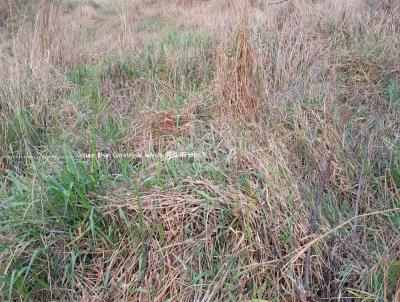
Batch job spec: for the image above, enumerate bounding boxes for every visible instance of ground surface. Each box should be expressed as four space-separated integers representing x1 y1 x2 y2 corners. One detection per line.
0 0 400 301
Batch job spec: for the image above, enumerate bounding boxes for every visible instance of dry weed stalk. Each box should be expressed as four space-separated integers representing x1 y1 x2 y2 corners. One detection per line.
177 0 210 7
216 3 262 121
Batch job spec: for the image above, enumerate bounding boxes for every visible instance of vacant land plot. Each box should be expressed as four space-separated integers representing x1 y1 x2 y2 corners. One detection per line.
0 0 399 301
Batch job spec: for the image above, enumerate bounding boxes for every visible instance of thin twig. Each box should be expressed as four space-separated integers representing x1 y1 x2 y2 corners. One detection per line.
268 0 290 6
351 160 365 242
303 153 333 292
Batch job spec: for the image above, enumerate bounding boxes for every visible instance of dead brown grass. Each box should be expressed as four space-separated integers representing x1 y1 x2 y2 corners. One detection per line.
150 110 192 137
215 5 262 121
66 179 310 301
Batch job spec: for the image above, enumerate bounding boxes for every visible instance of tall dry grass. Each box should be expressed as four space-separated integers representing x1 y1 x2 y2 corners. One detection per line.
215 5 263 121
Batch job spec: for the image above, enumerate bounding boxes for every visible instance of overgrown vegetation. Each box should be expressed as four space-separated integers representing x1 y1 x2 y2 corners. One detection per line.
1 0 399 301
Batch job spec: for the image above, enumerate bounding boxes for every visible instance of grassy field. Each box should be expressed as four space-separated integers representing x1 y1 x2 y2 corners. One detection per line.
0 0 399 301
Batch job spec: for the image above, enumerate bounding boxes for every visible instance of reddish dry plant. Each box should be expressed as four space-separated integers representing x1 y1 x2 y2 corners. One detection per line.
216 8 262 122
127 108 196 154
150 110 192 137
